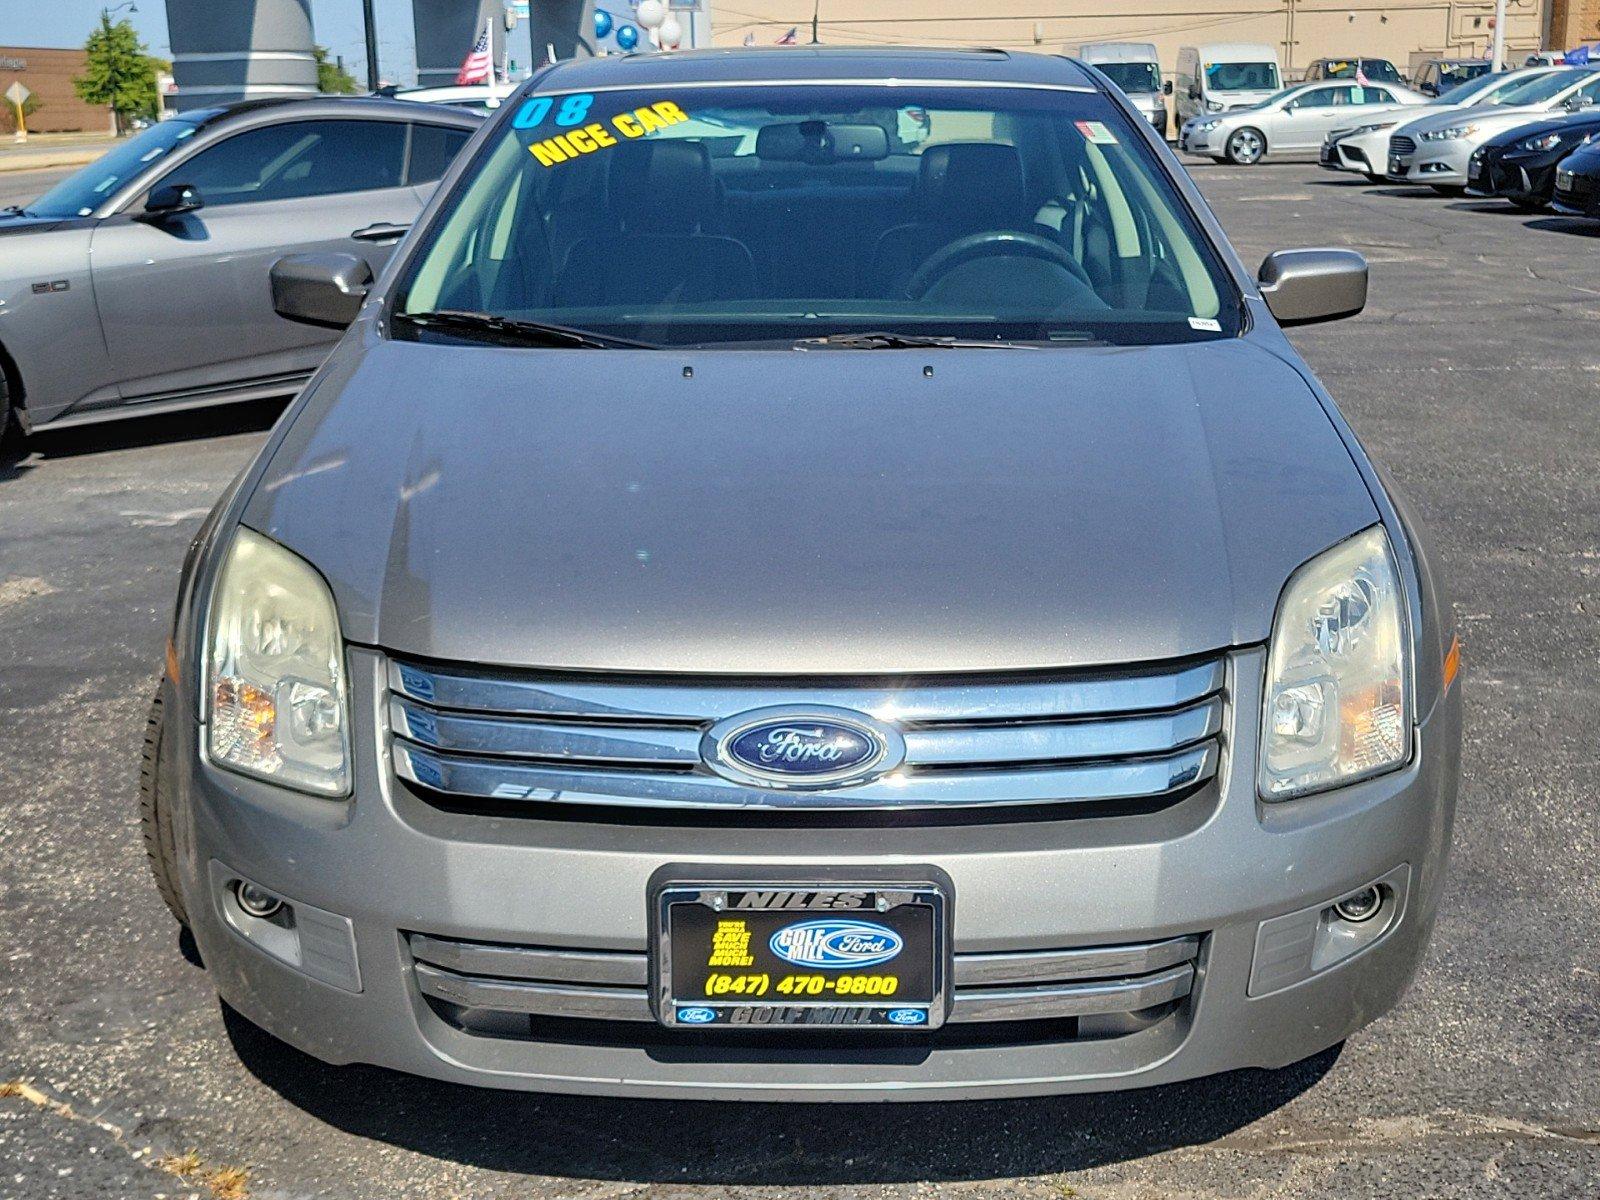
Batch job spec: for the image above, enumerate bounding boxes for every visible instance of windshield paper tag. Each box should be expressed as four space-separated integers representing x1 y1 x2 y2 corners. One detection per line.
525 99 690 168
1188 317 1222 332
1075 120 1118 145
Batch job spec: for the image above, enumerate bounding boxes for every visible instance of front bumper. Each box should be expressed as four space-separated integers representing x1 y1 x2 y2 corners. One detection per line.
1469 151 1560 202
1179 125 1222 154
1553 166 1600 216
169 646 1460 1101
1387 138 1471 185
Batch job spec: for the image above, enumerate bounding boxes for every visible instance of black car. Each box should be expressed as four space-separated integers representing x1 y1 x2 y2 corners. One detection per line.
1466 111 1600 208
1552 137 1600 216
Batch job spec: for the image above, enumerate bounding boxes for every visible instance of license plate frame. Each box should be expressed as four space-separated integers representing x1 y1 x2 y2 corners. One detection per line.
652 880 950 1030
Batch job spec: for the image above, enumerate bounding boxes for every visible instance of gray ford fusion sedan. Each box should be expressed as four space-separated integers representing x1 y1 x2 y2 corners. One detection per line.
143 47 1462 1101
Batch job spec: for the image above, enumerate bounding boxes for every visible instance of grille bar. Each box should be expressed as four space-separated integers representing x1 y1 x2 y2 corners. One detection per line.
392 694 1222 772
389 658 1224 726
408 933 1200 1027
393 740 1214 810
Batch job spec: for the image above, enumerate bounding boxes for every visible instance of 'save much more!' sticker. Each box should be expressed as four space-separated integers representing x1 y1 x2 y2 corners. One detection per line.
517 93 691 167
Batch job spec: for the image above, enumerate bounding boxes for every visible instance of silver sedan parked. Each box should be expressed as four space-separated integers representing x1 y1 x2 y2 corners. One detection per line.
0 97 479 445
1180 79 1425 164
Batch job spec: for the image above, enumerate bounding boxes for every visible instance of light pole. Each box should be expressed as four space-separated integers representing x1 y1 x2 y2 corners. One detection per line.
1489 0 1507 71
362 0 380 91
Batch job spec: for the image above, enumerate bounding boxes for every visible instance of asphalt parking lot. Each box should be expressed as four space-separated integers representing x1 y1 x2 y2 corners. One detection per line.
2 156 1598 1200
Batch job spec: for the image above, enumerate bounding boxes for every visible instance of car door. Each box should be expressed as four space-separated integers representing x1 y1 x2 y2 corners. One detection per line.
1277 86 1352 149
86 117 421 406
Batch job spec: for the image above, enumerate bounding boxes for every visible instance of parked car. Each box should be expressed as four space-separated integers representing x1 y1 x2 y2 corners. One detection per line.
1413 58 1491 96
0 98 479 444
1551 135 1600 216
1072 41 1170 135
1175 43 1281 123
1465 110 1600 207
1320 67 1564 180
1525 52 1567 67
1305 57 1406 85
1387 67 1600 191
1180 79 1425 164
140 46 1461 1101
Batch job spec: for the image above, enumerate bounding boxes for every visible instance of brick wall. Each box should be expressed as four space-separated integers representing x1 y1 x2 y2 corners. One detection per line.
0 46 113 134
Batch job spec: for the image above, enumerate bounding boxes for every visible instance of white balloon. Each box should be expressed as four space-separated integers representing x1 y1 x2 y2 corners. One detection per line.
635 0 665 30
658 14 682 46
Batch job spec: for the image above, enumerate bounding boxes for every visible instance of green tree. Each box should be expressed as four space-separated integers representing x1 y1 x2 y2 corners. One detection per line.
73 13 159 134
314 45 359 95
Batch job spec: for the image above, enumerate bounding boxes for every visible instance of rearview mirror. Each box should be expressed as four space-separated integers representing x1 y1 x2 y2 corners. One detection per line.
1257 248 1368 325
141 182 202 219
270 252 374 328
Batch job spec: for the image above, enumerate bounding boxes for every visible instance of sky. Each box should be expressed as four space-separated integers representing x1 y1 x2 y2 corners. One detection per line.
0 0 422 85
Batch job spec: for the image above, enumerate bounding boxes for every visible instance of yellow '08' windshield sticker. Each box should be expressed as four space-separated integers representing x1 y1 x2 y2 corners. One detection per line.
521 97 691 168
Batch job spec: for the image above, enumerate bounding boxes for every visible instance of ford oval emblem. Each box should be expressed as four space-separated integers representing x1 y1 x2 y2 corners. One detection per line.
769 918 904 969
886 1008 928 1026
702 706 904 790
676 1006 717 1024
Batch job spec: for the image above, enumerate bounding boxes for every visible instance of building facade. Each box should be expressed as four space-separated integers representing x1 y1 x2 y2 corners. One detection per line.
0 46 111 134
710 0 1558 80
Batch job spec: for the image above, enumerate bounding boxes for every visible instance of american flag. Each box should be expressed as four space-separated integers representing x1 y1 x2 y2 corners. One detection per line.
775 26 798 45
455 21 492 85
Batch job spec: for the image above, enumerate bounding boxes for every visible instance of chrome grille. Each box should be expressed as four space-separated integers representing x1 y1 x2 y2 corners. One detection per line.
408 931 1200 1027
389 656 1225 812
1389 134 1417 157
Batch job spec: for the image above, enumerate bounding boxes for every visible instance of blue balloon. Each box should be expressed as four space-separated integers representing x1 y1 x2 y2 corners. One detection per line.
615 23 638 50
595 8 613 39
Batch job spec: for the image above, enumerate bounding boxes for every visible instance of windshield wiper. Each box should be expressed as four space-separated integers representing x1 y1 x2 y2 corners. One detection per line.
393 310 659 350
796 331 1037 350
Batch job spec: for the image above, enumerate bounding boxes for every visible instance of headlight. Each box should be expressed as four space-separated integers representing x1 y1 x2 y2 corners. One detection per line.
1519 131 1566 152
1197 118 1223 131
205 528 350 796
1260 527 1410 800
1422 124 1476 141
1205 99 1223 112
1350 121 1396 136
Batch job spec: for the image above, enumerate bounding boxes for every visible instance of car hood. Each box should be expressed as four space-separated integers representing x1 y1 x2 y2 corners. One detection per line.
1404 102 1549 136
244 336 1379 674
1493 111 1600 148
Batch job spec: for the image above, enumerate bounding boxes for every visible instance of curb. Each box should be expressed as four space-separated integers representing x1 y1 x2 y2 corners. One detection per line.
0 149 106 174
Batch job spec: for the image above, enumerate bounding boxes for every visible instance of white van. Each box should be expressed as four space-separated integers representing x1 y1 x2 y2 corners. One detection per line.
1175 43 1282 124
1072 42 1170 135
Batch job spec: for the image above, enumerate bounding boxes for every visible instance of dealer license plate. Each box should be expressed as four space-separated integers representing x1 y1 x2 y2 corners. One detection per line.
653 882 948 1029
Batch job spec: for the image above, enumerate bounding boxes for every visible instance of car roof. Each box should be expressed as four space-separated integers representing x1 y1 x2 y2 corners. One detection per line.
180 95 482 129
527 46 1098 92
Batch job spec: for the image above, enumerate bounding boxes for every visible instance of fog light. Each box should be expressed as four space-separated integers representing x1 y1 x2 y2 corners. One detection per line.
234 880 284 919
1333 885 1383 922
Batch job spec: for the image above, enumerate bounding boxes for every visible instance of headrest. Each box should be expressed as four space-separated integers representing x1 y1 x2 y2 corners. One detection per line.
917 143 1027 228
608 141 716 234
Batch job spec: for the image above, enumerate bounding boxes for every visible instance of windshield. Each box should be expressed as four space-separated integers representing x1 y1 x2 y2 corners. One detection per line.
27 119 200 217
396 83 1237 348
1496 68 1596 106
1321 59 1403 83
1098 62 1162 95
1204 61 1280 93
1437 62 1492 90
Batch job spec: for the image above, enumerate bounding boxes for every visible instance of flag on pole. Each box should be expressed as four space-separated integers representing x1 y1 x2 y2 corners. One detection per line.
456 19 493 85
1355 66 1370 86
1567 45 1592 66
775 27 798 45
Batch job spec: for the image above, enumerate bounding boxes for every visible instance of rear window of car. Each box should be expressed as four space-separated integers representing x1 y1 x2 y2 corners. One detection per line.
395 82 1241 349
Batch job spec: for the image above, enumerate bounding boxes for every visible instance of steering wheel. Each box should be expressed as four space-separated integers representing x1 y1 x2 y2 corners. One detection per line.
905 230 1096 300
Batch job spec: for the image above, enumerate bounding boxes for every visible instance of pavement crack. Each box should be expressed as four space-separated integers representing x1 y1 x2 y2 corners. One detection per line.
1 1078 254 1198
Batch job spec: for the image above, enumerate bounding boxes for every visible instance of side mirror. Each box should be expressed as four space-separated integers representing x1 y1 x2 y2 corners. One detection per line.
1258 248 1368 326
141 182 203 219
1188 86 1201 100
1164 80 1174 96
270 252 374 328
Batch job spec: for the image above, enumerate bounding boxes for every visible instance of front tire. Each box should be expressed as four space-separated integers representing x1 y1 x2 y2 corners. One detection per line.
1508 195 1546 212
139 689 190 928
1364 172 1386 184
1225 127 1266 165
1430 184 1465 196
0 372 22 463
